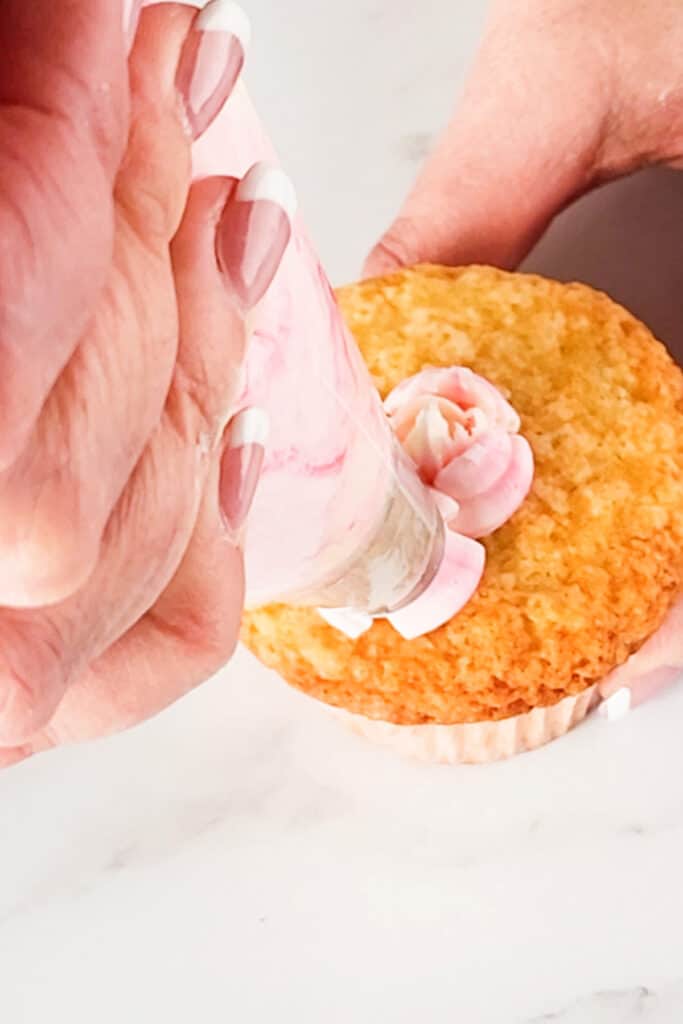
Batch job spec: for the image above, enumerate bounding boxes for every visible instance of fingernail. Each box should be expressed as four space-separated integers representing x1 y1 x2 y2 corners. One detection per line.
598 686 632 722
219 407 269 541
216 162 297 310
123 0 143 53
176 0 250 141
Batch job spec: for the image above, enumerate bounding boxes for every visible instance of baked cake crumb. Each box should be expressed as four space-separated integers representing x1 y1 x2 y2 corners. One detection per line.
243 266 683 725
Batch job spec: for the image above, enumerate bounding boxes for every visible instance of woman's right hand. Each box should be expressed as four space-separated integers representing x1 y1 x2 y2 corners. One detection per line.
599 599 683 719
0 0 292 766
366 0 683 275
366 0 683 715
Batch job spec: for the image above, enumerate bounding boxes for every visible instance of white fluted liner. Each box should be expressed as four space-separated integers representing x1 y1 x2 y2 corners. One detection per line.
335 686 599 764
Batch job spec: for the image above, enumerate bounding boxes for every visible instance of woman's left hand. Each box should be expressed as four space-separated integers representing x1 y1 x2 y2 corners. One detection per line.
0 2 290 768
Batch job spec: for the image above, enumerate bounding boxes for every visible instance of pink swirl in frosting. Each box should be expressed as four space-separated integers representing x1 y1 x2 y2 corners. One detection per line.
385 367 534 539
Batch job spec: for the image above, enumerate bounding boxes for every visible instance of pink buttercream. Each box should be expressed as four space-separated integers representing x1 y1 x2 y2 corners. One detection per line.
318 531 485 641
319 368 534 640
386 367 534 539
195 87 419 606
385 531 486 640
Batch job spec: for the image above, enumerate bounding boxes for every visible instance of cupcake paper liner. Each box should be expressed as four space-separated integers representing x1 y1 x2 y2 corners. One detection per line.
335 686 599 765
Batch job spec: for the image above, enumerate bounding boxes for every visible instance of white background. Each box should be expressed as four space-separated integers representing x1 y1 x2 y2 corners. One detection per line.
2 2 683 1022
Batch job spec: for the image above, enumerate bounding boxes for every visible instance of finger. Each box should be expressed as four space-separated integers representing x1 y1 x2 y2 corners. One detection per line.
164 160 293 463
0 0 130 464
168 160 295 440
174 0 250 143
598 668 681 722
121 0 248 237
0 165 293 745
0 2 243 608
0 420 206 746
0 412 263 763
0 177 243 744
2 404 268 758
598 598 683 718
364 4 612 276
28 438 251 751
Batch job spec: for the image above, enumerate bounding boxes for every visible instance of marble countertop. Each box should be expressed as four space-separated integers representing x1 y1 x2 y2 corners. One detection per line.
3 2 683 1021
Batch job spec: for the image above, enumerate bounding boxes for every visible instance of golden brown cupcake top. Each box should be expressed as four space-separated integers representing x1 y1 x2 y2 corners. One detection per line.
243 265 683 725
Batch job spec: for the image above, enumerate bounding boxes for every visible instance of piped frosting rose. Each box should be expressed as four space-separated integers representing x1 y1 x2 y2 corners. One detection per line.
319 366 534 641
385 367 534 539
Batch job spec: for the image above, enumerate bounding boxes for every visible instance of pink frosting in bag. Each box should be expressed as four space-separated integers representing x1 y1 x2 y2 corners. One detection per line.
194 88 426 607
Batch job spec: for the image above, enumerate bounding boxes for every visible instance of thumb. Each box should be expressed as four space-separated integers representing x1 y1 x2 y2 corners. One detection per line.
365 7 610 276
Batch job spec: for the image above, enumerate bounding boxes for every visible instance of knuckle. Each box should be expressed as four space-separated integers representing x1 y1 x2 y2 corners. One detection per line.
195 613 240 669
0 615 68 744
165 360 236 453
174 176 233 249
163 601 240 669
171 364 217 438
150 559 243 675
118 116 189 242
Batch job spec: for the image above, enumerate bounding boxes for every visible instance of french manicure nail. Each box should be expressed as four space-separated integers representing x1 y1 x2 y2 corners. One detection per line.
176 0 250 141
220 407 269 541
216 162 297 310
598 686 632 722
123 0 143 53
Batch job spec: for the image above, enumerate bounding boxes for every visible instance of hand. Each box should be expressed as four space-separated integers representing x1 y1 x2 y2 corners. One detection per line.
0 1 291 767
366 0 683 713
598 599 683 718
366 0 683 275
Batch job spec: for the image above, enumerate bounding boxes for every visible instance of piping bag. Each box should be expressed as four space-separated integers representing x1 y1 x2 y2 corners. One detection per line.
194 84 449 626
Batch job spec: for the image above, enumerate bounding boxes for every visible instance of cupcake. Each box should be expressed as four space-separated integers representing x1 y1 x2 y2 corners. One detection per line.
242 265 683 763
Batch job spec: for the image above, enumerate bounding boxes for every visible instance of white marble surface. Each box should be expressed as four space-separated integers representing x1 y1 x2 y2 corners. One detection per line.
2 2 683 1021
